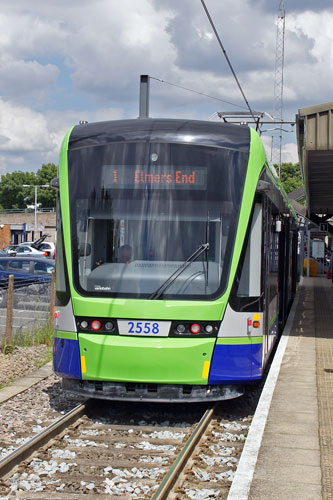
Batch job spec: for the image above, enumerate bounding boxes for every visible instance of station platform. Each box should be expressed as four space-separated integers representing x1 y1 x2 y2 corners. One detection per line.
228 276 333 500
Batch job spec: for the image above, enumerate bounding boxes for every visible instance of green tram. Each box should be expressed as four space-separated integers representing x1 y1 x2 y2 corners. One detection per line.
53 118 298 402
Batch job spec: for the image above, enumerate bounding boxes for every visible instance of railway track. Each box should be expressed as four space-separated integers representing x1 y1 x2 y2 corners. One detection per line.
0 398 251 499
0 372 85 464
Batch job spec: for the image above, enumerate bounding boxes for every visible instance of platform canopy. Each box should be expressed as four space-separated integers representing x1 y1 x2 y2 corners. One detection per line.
296 102 333 218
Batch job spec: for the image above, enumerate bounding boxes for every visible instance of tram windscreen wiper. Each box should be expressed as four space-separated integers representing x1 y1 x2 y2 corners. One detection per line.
149 243 209 300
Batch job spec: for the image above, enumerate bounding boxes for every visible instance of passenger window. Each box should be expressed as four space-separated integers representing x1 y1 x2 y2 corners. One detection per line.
18 246 30 253
56 191 70 306
8 261 21 270
8 260 30 272
34 262 52 275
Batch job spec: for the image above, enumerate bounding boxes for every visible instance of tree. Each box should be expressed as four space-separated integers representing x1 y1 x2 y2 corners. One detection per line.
0 171 35 209
0 164 57 210
34 163 57 208
279 162 303 195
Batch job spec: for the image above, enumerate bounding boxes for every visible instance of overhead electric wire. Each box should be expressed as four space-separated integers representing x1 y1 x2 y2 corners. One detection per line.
149 76 248 110
200 0 257 123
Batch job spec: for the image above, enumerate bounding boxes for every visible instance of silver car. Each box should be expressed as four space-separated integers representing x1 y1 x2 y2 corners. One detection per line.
5 244 47 257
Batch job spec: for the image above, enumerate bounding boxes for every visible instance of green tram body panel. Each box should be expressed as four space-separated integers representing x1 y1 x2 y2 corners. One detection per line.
53 119 297 400
72 296 226 321
79 334 215 385
61 127 268 323
61 126 267 324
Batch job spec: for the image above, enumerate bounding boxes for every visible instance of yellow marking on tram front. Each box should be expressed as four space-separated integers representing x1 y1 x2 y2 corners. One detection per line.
81 355 86 374
202 360 210 379
253 314 260 321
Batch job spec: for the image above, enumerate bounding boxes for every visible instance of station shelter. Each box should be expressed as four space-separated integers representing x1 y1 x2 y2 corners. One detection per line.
296 102 333 274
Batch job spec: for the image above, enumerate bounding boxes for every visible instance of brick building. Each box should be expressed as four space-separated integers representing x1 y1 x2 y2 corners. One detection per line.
0 211 56 249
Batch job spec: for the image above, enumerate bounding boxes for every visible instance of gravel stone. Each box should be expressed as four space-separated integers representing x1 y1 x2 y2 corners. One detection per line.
0 373 84 460
0 345 50 387
0 347 262 498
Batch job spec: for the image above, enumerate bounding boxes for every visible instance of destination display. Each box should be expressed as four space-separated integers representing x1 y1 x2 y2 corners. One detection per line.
102 165 207 190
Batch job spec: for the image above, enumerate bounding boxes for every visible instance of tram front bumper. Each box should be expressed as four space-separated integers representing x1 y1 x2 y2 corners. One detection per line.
77 333 215 385
62 378 244 402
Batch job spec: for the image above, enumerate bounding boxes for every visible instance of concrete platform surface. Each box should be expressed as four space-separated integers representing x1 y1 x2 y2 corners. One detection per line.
229 276 333 500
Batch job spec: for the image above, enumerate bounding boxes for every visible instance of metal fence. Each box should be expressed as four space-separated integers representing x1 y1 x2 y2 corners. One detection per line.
0 207 55 214
0 272 55 346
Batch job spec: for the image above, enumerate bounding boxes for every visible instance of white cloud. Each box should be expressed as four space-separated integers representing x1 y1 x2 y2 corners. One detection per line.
0 55 58 100
260 132 299 168
65 1 175 101
45 107 125 153
0 0 330 173
0 100 126 173
0 154 24 175
164 0 277 75
284 9 333 104
282 142 299 164
0 12 68 59
0 100 55 152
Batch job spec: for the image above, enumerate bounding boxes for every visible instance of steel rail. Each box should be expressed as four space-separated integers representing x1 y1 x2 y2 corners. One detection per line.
0 400 89 480
151 405 215 500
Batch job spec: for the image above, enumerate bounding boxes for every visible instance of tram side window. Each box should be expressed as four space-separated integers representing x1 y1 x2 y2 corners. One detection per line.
55 193 70 306
268 219 279 319
287 229 293 294
237 203 262 298
229 202 263 312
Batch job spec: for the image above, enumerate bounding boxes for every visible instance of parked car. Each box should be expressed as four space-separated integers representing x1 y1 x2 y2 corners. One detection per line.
0 256 55 307
15 244 48 257
37 241 56 259
17 234 56 258
4 245 19 256
4 244 48 257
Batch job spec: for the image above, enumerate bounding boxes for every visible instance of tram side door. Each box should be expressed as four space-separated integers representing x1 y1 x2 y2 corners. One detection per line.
262 195 271 361
262 196 280 362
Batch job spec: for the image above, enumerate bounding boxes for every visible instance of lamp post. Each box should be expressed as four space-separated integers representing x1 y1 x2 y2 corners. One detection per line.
23 184 49 238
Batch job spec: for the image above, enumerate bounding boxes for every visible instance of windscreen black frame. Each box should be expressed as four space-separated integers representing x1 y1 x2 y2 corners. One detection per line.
68 140 249 301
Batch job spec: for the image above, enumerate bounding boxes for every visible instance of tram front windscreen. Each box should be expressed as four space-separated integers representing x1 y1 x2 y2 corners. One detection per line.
68 141 248 300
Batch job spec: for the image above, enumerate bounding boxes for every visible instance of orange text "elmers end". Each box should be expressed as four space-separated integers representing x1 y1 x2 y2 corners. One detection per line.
134 170 197 185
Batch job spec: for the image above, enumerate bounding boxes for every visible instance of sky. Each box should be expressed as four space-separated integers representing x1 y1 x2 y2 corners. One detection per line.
0 0 332 174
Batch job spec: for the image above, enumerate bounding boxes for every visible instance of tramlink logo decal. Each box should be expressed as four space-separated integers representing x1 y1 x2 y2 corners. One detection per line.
102 165 207 190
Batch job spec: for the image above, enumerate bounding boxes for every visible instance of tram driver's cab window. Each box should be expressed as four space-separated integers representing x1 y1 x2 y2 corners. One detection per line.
237 203 262 297
230 203 263 312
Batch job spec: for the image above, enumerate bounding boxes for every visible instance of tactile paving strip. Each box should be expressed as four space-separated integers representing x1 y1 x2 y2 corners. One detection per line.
313 277 333 500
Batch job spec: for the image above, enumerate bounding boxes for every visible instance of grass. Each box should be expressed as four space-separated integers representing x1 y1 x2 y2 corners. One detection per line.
2 344 14 355
11 324 53 348
0 376 15 390
0 325 53 389
33 349 53 367
1 324 53 366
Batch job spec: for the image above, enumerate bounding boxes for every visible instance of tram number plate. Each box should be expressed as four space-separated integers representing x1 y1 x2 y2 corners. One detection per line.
118 320 171 337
